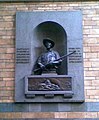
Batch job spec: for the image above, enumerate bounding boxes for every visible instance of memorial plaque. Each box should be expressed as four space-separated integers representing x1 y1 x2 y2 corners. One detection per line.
15 11 84 103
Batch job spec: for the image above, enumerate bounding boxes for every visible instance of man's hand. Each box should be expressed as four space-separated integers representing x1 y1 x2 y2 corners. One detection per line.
38 63 45 69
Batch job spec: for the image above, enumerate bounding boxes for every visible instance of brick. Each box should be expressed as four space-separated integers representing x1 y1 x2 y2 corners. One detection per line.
0 39 14 45
0 10 15 16
84 21 97 26
85 112 98 118
17 7 28 10
67 112 85 118
84 71 99 77
0 81 5 87
85 86 95 90
6 81 14 87
87 90 99 96
3 16 14 22
0 48 6 53
5 63 15 69
84 61 91 67
0 112 22 119
0 39 7 45
92 80 99 86
96 77 99 80
3 78 14 81
34 112 55 118
90 96 97 99
0 22 13 28
6 47 15 53
5 54 14 60
22 112 55 118
88 34 99 38
0 71 14 78
0 30 6 35
11 112 22 118
22 112 35 118
90 29 99 34
2 68 14 72
0 91 13 97
89 68 99 70
85 53 98 58
85 99 97 102
91 62 99 67
6 86 14 90
0 113 6 118
0 63 5 68
55 112 67 118
83 46 91 52
84 80 92 86
91 46 99 52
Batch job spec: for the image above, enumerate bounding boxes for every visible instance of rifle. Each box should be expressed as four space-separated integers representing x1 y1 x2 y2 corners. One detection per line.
33 51 76 72
54 50 76 62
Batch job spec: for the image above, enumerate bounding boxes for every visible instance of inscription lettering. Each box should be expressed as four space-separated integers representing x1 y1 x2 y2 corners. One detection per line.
69 48 82 63
16 48 30 64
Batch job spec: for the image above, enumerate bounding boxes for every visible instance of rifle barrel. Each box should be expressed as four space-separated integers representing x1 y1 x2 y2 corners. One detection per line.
54 51 76 61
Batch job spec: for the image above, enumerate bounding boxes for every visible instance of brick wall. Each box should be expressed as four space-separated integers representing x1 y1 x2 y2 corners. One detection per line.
0 1 99 119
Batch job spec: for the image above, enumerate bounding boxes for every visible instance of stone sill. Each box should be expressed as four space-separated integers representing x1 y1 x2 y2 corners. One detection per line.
0 102 99 112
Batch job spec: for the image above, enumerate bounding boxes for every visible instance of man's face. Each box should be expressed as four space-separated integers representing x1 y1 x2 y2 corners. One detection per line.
45 42 52 49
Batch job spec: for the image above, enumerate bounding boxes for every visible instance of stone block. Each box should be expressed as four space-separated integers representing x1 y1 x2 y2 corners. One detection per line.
41 103 58 112
87 102 99 112
71 103 87 112
13 103 29 112
0 103 13 112
29 104 41 112
58 103 72 112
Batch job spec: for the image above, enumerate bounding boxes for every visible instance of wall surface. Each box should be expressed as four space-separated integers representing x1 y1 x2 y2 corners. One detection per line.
0 1 99 119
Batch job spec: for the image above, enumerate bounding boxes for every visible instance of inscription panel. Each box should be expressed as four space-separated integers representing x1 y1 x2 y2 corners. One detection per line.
16 48 30 64
69 48 82 63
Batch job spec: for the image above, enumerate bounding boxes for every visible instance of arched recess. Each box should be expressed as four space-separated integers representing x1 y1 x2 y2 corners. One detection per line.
33 21 67 75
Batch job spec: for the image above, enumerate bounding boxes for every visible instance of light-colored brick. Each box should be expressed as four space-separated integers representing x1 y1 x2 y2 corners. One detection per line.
55 112 67 118
67 112 85 118
87 90 99 96
85 112 98 118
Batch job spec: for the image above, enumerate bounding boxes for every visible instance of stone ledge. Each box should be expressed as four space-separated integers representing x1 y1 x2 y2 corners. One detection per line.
0 102 99 112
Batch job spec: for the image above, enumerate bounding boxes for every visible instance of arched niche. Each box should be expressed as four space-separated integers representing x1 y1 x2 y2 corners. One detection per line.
33 21 67 75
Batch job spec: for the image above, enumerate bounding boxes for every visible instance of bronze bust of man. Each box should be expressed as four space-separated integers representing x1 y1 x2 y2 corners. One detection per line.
33 38 61 75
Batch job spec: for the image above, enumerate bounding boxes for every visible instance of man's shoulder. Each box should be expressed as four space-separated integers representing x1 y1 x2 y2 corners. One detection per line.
52 50 59 54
